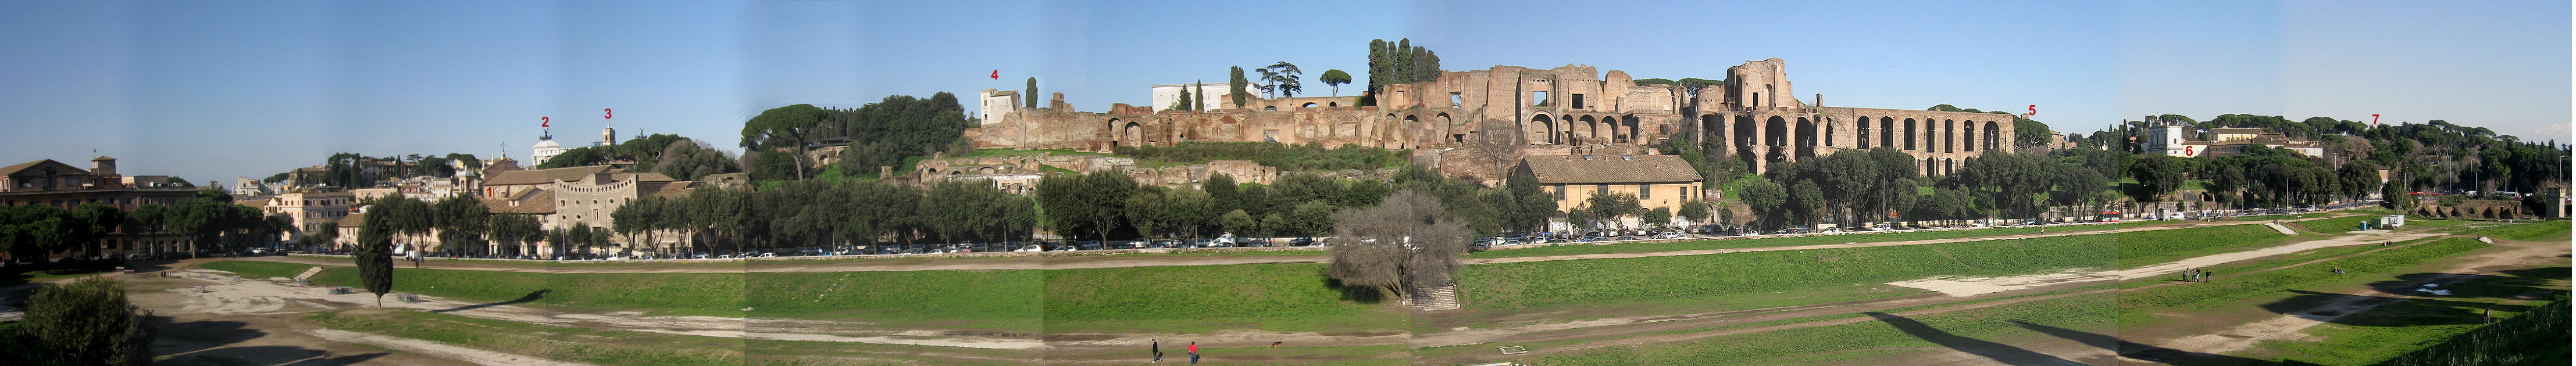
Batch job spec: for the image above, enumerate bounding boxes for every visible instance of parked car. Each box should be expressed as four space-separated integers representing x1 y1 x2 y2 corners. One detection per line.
1654 232 1687 239
1289 238 1317 247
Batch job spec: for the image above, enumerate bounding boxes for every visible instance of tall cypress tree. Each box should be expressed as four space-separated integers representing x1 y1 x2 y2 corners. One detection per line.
1023 77 1039 109
1229 67 1250 107
1195 81 1207 110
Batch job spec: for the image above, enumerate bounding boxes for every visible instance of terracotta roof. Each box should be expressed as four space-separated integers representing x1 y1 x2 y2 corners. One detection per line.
483 189 555 214
642 181 694 198
483 166 616 186
337 212 366 228
1 159 84 177
1518 155 1704 185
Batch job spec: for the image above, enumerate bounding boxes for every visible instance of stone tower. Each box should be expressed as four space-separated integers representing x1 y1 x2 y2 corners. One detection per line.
601 121 617 147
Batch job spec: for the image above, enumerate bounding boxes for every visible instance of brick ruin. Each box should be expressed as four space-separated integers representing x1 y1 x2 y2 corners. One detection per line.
962 58 2015 184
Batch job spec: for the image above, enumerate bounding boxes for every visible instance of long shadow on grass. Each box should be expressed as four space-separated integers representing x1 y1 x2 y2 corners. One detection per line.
172 345 390 366
146 315 267 357
2257 270 2569 326
1863 312 2084 365
2008 320 2258 365
430 289 550 313
1322 277 1385 304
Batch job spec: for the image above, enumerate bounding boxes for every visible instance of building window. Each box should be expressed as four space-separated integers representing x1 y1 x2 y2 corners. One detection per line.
1571 94 1586 109
1596 184 1607 196
1554 184 1567 201
1533 91 1549 106
1639 184 1650 199
1450 92 1462 107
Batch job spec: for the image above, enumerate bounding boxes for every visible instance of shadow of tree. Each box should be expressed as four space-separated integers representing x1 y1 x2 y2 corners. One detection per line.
431 289 549 313
2008 320 2260 365
1321 277 1383 304
1862 312 2085 365
2257 270 2570 326
147 315 267 357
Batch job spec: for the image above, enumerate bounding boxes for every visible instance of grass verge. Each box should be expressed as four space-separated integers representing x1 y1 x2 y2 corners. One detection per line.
1041 263 1404 333
1460 231 2120 313
304 267 747 317
200 260 319 279
1469 225 2115 259
308 309 1032 366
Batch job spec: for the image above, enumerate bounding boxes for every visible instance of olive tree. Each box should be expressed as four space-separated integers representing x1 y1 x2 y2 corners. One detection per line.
1327 190 1471 300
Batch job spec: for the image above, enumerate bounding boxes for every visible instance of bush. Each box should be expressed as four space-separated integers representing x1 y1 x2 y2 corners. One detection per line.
16 276 155 365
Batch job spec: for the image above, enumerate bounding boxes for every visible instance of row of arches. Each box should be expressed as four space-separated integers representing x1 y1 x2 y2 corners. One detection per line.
1526 114 1645 145
1851 116 2004 154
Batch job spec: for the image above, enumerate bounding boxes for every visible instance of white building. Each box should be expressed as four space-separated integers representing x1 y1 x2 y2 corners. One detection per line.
1148 81 1228 112
531 128 568 166
977 89 1022 124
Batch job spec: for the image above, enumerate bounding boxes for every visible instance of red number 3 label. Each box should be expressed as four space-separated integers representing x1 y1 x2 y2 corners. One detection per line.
604 109 613 119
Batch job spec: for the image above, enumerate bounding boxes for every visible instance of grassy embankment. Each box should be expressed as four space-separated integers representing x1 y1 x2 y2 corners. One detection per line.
2459 219 2571 241
308 309 1034 366
1468 225 2115 259
198 260 319 279
2110 224 2300 269
1456 230 2120 320
1444 232 2520 364
225 260 1398 335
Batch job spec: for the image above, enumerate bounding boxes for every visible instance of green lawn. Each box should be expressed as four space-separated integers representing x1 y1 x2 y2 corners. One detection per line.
301 266 748 317
199 260 319 279
1460 231 2120 313
2459 220 2571 241
2252 268 2567 365
1469 225 2115 259
746 270 1041 332
309 310 1033 366
2115 238 2490 322
1041 263 1406 333
1487 292 2120 365
2111 224 2298 269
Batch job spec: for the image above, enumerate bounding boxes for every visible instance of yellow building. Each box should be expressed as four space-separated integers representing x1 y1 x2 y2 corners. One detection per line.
1514 155 1706 227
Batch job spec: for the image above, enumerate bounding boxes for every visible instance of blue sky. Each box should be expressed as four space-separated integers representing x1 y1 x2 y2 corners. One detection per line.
2 1 2564 185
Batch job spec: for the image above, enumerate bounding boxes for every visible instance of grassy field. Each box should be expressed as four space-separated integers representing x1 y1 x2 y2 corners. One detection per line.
298 265 749 317
2249 267 2568 365
745 270 1041 332
309 309 1034 366
2459 220 2571 241
2111 224 2297 269
198 260 319 279
1459 231 2120 313
1041 263 1405 333
2116 238 2491 325
1479 292 2120 365
2288 215 2371 234
2374 295 2570 366
1468 225 2115 259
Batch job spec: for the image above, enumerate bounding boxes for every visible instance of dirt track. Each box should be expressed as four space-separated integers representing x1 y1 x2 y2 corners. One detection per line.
235 218 2299 274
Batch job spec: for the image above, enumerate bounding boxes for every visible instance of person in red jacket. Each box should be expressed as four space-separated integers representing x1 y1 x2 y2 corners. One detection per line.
1188 342 1200 364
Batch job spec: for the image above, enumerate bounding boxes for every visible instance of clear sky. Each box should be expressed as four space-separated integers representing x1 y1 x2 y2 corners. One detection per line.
2 1 2564 185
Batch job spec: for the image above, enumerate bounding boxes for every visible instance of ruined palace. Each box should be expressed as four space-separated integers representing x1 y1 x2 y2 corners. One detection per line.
961 58 2014 182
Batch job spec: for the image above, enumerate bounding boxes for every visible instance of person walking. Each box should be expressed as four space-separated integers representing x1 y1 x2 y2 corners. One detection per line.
1151 338 1162 363
1188 342 1200 364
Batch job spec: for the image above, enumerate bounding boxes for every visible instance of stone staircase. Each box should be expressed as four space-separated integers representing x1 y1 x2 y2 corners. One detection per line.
2263 221 2298 235
1405 277 1461 311
293 266 326 281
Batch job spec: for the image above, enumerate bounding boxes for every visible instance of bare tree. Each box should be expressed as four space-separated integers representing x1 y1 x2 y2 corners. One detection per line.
1328 190 1470 299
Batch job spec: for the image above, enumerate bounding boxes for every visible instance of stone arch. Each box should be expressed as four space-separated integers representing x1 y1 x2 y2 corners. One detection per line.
1765 116 1790 165
1824 120 1836 147
1857 115 1871 148
978 167 997 174
1702 114 1725 152
1733 116 1758 167
1880 117 1894 148
1963 123 1976 152
1942 119 1956 153
1566 116 1586 143
1530 114 1556 144
1302 102 1319 109
1794 117 1817 159
1904 118 1919 150
1263 106 1278 111
1985 120 2003 152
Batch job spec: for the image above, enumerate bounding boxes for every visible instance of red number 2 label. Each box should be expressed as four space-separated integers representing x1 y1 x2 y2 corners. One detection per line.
541 116 550 127
604 109 613 119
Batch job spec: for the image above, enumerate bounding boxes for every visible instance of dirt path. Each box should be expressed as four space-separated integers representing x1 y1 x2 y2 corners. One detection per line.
238 218 2327 274
306 328 596 366
1410 221 2455 364
2150 235 2568 355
